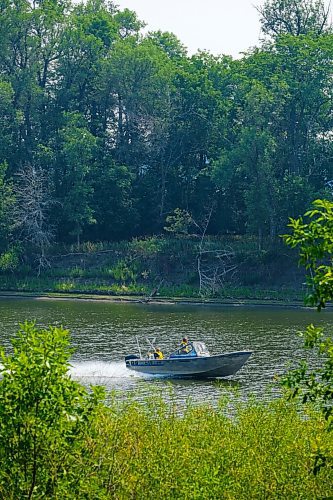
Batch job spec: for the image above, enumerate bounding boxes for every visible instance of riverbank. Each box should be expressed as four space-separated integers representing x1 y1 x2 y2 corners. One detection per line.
0 290 307 308
0 236 305 296
0 235 307 306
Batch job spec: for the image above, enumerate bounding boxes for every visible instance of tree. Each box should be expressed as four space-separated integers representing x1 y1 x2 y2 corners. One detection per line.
1 0 333 249
0 0 69 168
257 0 331 38
114 7 145 39
164 208 193 237
164 205 236 296
0 81 17 167
212 78 280 246
147 30 187 59
56 4 109 115
90 161 137 241
57 113 97 245
213 32 333 242
13 164 54 273
0 162 14 255
283 199 333 310
159 52 231 229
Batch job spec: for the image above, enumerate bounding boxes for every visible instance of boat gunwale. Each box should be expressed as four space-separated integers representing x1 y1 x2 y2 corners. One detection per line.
127 350 253 364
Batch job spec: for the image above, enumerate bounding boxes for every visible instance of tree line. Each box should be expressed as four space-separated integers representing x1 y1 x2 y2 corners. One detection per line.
0 0 333 269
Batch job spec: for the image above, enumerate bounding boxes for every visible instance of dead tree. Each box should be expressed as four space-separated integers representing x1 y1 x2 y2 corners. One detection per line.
192 204 237 297
197 247 237 297
13 164 54 275
165 202 239 297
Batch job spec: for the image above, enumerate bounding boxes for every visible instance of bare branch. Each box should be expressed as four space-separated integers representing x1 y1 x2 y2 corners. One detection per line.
13 164 55 274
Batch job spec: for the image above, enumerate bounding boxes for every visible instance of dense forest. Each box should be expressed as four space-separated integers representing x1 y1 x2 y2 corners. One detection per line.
0 0 332 275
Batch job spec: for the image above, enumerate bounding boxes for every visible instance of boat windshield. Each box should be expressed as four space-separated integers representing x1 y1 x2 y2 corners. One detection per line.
194 342 210 356
169 343 197 358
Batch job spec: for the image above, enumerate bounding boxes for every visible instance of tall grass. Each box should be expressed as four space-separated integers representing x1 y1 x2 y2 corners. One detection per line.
71 395 333 499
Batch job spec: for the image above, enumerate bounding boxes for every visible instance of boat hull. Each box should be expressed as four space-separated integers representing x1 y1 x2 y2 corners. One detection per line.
125 351 252 378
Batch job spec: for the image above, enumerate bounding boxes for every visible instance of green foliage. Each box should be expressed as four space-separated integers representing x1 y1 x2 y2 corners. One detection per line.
0 321 104 498
0 233 302 299
0 161 14 252
164 208 193 236
282 198 333 474
258 0 330 38
0 0 333 257
0 82 17 164
58 113 97 245
283 199 333 310
147 30 187 59
91 162 136 241
60 395 333 498
129 236 163 257
281 322 333 474
0 273 302 302
0 247 19 271
110 259 137 284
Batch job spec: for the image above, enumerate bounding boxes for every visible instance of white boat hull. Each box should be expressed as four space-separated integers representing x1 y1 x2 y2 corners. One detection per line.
125 351 252 378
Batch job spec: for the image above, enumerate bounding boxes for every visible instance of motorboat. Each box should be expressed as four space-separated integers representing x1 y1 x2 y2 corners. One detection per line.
125 340 252 378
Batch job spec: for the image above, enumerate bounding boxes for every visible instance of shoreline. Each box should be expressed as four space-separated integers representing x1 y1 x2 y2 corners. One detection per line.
0 290 311 309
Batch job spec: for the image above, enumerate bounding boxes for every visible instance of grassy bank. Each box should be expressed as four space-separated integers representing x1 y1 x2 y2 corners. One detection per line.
0 275 304 304
0 236 306 303
2 388 333 498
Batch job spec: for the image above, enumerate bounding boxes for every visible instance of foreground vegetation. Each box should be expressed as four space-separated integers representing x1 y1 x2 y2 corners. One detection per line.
0 322 332 499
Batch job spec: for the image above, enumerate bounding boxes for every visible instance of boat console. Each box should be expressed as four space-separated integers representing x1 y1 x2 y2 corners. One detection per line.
169 341 210 359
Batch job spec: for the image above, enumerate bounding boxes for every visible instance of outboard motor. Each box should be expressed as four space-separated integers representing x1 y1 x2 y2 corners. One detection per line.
125 354 140 361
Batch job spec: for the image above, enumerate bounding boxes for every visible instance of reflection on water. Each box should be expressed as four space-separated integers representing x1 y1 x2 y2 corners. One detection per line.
0 297 331 408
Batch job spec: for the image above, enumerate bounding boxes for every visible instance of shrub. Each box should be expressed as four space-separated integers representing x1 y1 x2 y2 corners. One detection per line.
0 322 104 498
0 248 19 272
111 259 137 284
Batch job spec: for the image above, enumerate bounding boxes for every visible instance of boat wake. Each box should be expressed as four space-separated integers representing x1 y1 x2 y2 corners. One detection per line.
70 360 142 380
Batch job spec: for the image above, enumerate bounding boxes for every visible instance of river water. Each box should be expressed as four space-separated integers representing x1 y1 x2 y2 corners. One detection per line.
0 297 331 408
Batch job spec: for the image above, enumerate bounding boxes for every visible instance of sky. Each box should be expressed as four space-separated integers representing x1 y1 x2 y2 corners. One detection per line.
115 0 266 58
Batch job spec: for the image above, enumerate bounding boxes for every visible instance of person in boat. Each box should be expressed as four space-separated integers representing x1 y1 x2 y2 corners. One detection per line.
180 336 191 353
154 347 164 360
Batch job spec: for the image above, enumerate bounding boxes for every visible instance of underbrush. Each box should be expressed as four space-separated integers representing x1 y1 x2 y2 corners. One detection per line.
0 236 302 299
0 234 304 301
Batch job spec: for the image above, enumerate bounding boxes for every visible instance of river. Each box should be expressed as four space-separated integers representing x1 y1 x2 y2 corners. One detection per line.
0 297 331 408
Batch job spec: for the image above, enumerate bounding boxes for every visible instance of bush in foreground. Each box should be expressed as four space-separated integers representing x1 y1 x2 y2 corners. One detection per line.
0 322 104 499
